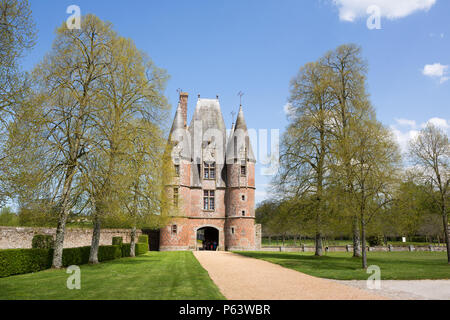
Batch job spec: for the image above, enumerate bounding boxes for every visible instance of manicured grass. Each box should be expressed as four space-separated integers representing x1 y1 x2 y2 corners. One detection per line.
0 252 225 300
235 251 450 280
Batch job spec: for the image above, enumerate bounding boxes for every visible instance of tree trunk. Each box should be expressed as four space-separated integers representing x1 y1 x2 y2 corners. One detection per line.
315 232 323 256
89 215 101 264
52 213 68 268
130 226 136 257
52 166 76 268
442 212 450 264
361 220 368 269
353 216 361 257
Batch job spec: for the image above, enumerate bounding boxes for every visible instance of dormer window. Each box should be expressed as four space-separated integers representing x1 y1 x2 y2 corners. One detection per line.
204 162 216 180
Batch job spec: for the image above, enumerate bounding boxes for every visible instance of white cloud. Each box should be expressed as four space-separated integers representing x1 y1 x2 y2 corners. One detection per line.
284 103 295 117
391 117 450 152
424 117 450 130
422 63 449 84
395 118 417 127
332 0 436 22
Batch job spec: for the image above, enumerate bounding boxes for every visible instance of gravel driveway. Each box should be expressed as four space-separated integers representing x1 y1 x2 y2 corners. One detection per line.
193 251 386 300
335 280 450 300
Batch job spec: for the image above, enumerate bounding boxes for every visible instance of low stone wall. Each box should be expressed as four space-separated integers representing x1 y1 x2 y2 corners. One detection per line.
0 226 142 249
261 245 447 253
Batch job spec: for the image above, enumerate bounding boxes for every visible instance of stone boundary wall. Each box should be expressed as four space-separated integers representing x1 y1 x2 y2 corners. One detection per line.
260 245 447 253
0 226 142 249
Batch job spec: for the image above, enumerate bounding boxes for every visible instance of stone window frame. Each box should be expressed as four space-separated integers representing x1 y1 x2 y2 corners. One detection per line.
174 164 180 177
203 190 215 211
241 210 246 216
171 224 178 235
173 188 179 206
241 194 246 201
203 162 216 180
240 165 247 177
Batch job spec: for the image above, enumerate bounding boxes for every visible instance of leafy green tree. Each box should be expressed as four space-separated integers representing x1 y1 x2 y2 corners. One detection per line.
0 206 18 226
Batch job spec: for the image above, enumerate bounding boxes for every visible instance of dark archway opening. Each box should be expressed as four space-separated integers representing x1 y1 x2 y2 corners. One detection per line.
197 227 219 251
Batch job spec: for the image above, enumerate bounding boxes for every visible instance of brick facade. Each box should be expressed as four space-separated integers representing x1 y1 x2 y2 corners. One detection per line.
160 93 261 251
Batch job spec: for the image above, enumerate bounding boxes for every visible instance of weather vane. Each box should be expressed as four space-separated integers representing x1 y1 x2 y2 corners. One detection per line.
237 91 244 106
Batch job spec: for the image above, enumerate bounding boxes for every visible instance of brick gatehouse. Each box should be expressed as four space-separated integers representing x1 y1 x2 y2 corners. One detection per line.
160 92 262 251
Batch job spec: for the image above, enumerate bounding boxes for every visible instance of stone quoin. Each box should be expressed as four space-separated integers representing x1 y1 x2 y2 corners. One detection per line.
160 92 262 251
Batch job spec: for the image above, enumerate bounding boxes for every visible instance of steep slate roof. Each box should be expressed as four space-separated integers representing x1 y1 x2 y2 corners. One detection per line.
188 98 228 187
169 96 255 187
226 105 256 163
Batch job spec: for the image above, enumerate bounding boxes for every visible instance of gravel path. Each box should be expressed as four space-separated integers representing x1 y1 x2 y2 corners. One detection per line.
334 280 450 300
193 251 386 300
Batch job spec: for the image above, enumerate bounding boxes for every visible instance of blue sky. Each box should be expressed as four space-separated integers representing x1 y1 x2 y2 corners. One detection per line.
23 0 450 204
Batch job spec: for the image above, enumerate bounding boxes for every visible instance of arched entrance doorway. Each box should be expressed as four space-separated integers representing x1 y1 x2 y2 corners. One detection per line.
197 227 219 251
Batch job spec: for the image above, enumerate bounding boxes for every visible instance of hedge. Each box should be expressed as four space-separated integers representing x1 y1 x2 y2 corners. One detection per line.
0 249 53 278
135 243 148 256
32 235 55 249
0 245 123 278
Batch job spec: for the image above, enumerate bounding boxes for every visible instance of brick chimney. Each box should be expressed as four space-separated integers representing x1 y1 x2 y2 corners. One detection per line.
179 92 188 128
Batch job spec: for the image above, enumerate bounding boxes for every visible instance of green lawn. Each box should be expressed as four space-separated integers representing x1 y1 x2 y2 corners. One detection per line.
0 252 225 300
236 251 450 280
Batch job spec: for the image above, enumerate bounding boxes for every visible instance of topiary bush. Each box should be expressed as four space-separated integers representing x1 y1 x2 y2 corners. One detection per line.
32 235 55 249
98 245 122 262
62 246 91 266
0 249 53 278
112 237 123 246
121 243 131 257
135 243 148 256
138 235 148 244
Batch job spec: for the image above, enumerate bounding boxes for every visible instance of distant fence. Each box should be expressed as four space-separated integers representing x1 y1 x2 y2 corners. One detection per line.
260 245 447 253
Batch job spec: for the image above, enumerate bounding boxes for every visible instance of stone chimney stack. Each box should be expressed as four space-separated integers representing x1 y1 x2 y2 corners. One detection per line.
179 92 188 128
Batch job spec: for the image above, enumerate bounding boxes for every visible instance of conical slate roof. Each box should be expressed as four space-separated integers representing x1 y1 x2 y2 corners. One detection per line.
226 105 256 163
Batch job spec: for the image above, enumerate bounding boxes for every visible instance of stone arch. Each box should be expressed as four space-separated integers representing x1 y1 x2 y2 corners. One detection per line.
195 225 221 251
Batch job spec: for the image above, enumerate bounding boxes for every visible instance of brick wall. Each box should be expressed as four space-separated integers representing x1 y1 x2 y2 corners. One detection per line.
0 227 142 249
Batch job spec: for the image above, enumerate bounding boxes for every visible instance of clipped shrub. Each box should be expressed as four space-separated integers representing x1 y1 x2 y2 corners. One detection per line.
112 237 123 246
32 235 55 249
135 243 148 256
0 249 53 278
138 235 148 244
98 245 122 262
62 246 91 266
121 243 131 257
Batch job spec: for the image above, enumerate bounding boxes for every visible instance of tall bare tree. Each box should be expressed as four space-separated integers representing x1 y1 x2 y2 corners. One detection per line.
323 44 373 258
28 15 113 268
0 0 35 205
345 119 401 268
80 34 169 264
277 61 333 256
409 124 449 263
